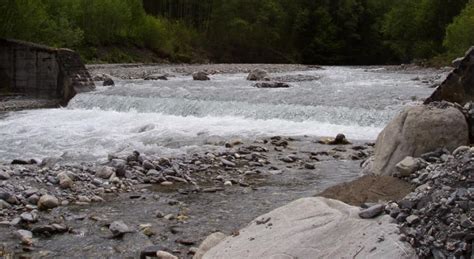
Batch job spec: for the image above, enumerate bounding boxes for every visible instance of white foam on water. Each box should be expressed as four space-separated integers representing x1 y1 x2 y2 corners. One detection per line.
0 108 382 163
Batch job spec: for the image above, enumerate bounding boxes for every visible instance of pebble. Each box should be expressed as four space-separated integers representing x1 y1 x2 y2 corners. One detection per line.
20 212 38 223
406 215 420 224
109 220 132 237
16 229 33 245
96 166 115 179
37 194 59 210
58 172 74 189
156 250 178 259
224 180 232 186
0 199 11 209
161 181 173 186
0 170 10 180
220 158 236 167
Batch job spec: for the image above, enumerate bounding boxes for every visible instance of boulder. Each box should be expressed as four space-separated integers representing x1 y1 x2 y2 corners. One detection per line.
253 82 290 88
425 46 474 105
371 104 468 176
193 232 227 259
203 197 415 259
192 71 210 81
247 69 269 81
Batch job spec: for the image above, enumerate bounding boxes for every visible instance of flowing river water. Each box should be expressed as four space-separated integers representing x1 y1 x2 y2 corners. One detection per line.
0 65 445 258
0 66 437 164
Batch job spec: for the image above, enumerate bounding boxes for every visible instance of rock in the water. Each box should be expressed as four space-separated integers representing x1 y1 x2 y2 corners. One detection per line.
253 81 290 88
371 104 468 176
203 197 415 258
318 133 351 145
38 194 59 210
193 232 227 259
96 166 115 179
425 46 474 105
103 76 115 86
109 220 131 237
395 156 420 177
247 69 269 81
192 71 210 81
358 204 385 219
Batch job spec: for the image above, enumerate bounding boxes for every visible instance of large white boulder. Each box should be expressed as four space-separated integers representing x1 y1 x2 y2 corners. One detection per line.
371 104 468 176
203 197 415 259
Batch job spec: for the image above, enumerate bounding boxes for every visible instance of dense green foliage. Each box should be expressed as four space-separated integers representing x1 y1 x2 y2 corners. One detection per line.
1 0 473 64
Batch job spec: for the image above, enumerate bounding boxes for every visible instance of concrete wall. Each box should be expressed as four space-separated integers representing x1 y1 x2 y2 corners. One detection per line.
0 39 94 105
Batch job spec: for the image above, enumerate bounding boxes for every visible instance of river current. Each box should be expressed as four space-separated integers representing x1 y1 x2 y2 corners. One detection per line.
0 66 437 163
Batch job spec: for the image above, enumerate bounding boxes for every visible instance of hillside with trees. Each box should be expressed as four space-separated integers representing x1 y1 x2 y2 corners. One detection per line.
1 0 473 64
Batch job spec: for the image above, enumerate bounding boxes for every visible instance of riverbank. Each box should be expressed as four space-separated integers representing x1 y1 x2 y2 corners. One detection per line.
0 135 374 258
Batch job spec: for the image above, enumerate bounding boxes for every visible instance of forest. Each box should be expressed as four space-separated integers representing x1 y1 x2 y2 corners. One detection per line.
0 0 473 65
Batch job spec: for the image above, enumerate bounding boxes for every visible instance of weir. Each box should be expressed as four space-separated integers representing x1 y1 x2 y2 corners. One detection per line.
0 39 95 105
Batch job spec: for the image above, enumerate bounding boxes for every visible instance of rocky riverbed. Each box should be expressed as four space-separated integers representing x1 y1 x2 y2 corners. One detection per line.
0 136 373 258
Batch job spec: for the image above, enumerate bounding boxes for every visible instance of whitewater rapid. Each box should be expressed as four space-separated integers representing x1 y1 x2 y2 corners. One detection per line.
0 66 435 163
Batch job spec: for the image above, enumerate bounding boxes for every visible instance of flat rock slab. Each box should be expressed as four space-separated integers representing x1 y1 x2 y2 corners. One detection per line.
204 197 415 259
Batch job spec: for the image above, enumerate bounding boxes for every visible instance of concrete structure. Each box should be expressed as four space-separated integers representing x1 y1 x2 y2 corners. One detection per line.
0 38 94 106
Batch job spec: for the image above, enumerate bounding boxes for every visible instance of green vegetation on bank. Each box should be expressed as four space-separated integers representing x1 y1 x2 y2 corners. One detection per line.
1 0 473 65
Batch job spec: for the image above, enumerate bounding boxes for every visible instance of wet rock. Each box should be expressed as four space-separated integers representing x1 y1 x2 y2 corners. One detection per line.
38 194 59 210
96 166 115 179
31 225 56 236
109 220 132 237
11 159 36 165
192 71 210 81
253 81 290 88
318 134 351 145
247 69 269 81
358 204 385 219
103 76 115 86
0 170 10 180
304 163 315 170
